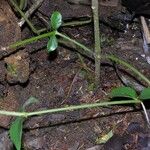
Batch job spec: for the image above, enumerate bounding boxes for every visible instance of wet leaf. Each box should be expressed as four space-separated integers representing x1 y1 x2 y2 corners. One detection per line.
50 11 62 30
47 35 58 52
110 87 137 99
9 117 24 150
139 88 150 100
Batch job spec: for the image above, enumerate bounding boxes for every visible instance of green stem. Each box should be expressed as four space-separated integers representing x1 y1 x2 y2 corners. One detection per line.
56 31 93 55
92 0 101 87
10 0 45 34
0 100 141 117
62 18 91 27
106 55 150 86
9 31 56 49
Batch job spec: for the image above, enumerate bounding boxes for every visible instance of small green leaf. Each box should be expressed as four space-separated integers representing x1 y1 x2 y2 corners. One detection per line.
47 35 58 52
139 88 150 100
50 11 62 30
110 87 137 99
9 117 24 150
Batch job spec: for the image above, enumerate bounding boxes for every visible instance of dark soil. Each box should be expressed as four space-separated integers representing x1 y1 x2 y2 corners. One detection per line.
0 0 150 149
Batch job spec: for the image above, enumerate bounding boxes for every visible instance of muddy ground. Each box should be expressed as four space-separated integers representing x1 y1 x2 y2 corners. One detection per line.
0 0 150 149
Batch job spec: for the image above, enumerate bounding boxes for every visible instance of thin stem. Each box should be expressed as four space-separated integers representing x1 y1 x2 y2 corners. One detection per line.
0 100 141 117
10 0 43 34
92 0 101 88
62 18 91 27
56 32 93 55
8 31 56 49
106 55 150 86
18 0 44 27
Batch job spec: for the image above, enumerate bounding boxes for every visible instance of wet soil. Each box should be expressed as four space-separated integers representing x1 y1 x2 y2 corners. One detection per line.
0 0 150 149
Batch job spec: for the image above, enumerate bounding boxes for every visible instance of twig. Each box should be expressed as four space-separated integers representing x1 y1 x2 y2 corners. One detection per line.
10 0 46 34
18 0 44 27
140 16 150 44
92 0 101 88
141 102 150 126
63 69 81 103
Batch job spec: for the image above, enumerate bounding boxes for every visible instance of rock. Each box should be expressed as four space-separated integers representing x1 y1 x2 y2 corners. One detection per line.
0 131 13 150
4 51 30 84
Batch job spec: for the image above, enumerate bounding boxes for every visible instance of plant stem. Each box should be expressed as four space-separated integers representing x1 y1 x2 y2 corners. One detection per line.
8 31 56 49
92 0 101 88
10 0 46 34
56 31 93 55
0 100 141 117
62 18 91 27
106 55 150 86
19 0 44 27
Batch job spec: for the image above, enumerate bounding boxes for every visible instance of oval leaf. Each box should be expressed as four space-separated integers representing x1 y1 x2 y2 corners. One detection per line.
9 117 24 150
47 35 58 52
50 11 62 30
110 87 137 99
139 88 150 100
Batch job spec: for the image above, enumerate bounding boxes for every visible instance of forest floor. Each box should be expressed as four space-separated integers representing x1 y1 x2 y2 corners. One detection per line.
0 0 150 149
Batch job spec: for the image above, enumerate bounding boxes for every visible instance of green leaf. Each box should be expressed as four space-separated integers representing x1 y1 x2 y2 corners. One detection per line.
110 87 137 99
50 11 62 30
47 35 58 52
9 117 24 150
22 96 39 110
139 88 150 100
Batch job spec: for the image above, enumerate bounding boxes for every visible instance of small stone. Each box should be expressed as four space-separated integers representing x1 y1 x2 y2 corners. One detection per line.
4 51 30 84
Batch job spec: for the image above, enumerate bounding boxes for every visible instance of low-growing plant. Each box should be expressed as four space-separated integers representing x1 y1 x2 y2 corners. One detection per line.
1 11 150 150
8 87 150 150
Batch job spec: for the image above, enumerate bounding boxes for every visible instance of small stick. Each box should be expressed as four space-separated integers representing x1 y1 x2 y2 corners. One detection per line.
92 0 101 88
140 16 150 44
18 0 44 27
